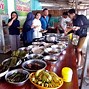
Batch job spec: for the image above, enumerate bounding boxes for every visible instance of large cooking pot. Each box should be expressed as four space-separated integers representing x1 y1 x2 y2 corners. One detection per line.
45 33 58 42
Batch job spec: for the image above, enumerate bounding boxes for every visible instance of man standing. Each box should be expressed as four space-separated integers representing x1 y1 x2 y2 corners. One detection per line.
40 8 49 30
60 12 71 33
68 9 89 69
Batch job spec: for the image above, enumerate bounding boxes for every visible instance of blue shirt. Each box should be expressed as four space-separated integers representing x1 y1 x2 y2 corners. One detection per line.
40 16 49 30
8 19 20 35
73 14 89 37
73 14 89 29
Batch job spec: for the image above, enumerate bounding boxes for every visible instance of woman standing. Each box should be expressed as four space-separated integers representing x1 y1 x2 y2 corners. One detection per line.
8 11 20 51
23 12 34 46
31 12 42 40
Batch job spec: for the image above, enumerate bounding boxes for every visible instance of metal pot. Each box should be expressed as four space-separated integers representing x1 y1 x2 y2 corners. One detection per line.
45 34 57 42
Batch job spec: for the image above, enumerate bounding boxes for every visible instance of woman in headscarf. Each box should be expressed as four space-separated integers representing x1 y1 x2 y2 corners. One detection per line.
23 12 34 46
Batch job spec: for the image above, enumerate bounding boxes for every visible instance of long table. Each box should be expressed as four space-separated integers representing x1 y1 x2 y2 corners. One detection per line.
0 44 79 89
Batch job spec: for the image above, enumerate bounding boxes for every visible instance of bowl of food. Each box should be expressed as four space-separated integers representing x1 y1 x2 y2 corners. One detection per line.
31 46 44 54
18 47 26 51
43 55 58 61
45 33 58 43
5 69 29 86
0 64 9 78
43 43 53 48
26 45 33 50
44 48 59 54
2 57 22 68
51 45 59 49
11 50 27 59
29 70 63 89
25 53 43 60
32 42 40 45
22 59 47 72
45 35 57 42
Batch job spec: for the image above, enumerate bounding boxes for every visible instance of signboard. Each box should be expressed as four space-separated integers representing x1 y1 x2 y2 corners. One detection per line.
0 0 8 14
14 0 30 16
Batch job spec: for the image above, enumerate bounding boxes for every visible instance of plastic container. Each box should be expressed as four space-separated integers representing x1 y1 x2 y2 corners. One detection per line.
62 67 73 82
69 33 73 41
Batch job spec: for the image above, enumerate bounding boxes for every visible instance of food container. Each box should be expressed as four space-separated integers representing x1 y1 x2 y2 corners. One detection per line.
29 71 63 89
25 53 43 60
5 69 29 86
62 67 73 82
51 45 59 49
45 34 57 42
0 64 9 78
26 45 33 50
2 57 22 68
44 47 59 54
43 55 58 61
18 47 26 51
22 59 47 72
32 42 42 45
31 46 44 54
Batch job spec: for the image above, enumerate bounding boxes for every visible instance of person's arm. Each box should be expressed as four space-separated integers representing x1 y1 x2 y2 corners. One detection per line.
31 20 39 29
8 17 16 27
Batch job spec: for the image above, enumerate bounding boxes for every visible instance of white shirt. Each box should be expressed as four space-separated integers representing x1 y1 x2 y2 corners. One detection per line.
32 19 42 39
60 16 71 30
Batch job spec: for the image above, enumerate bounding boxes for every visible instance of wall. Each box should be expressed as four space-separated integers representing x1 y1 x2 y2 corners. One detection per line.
8 0 42 15
7 0 31 27
7 0 42 27
7 0 15 17
0 0 8 14
31 0 42 10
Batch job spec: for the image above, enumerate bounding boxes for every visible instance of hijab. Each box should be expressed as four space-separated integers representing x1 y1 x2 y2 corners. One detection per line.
23 12 34 31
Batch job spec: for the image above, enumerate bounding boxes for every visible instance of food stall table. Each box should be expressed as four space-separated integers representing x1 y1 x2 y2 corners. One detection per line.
0 44 79 89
